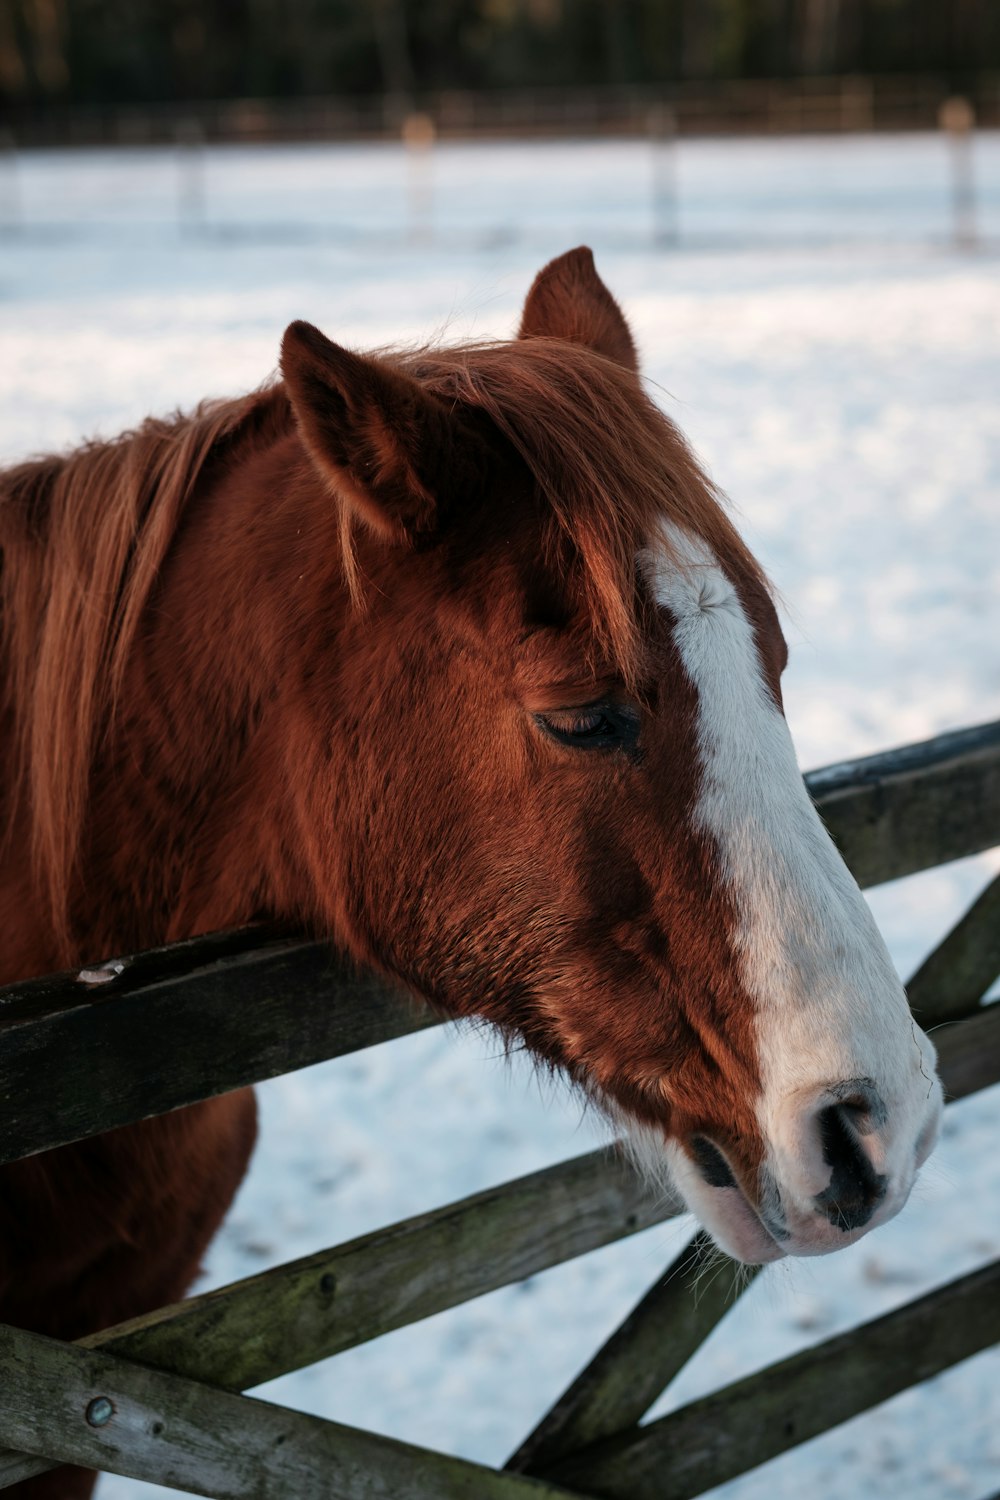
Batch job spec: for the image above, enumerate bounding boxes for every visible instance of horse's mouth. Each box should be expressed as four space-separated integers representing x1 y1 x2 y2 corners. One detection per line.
696 1180 790 1265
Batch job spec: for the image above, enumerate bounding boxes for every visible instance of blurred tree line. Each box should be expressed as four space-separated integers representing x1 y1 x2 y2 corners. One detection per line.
0 0 995 109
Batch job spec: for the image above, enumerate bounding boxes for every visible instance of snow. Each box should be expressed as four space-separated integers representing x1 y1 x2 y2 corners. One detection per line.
1 131 998 1499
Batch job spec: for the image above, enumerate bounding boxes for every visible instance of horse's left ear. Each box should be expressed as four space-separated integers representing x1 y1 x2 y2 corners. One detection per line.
519 246 639 372
281 320 464 544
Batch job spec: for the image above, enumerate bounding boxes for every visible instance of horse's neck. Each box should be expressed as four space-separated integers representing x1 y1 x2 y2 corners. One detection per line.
2 431 346 978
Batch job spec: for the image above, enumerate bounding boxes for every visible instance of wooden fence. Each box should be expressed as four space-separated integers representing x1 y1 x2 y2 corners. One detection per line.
6 72 1000 150
0 717 998 1497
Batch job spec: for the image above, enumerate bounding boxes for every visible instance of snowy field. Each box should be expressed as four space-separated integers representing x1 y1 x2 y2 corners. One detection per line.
2 131 999 1498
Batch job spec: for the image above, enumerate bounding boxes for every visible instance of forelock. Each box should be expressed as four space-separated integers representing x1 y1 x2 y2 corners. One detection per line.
400 337 768 686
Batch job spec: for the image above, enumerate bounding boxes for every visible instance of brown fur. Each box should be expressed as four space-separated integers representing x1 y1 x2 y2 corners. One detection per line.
0 247 779 1497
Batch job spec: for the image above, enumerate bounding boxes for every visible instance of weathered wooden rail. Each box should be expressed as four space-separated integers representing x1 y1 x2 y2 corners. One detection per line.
0 717 998 1498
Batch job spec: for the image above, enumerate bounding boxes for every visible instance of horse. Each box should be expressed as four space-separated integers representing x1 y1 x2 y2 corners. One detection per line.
0 247 942 1499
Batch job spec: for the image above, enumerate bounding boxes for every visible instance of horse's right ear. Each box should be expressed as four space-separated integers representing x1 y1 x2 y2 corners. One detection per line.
281 320 461 544
519 246 639 372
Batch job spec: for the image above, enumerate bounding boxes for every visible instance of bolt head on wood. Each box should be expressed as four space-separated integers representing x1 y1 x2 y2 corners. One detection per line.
85 1396 114 1427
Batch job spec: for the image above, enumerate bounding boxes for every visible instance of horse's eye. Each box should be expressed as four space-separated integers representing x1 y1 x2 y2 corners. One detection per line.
534 702 640 753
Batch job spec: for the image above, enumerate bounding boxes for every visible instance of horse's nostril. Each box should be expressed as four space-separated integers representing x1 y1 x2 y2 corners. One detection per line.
690 1135 736 1189
815 1103 888 1231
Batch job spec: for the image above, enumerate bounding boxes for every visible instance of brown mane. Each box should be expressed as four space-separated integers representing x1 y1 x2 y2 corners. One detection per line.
0 334 762 953
0 383 292 945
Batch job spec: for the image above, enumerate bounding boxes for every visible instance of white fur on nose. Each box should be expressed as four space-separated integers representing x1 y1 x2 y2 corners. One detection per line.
643 521 941 1235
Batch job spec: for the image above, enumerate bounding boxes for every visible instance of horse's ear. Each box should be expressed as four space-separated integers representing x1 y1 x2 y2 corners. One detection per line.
518 246 638 372
281 320 459 543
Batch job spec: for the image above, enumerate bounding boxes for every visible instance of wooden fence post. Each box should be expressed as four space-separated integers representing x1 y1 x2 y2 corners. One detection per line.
938 96 978 249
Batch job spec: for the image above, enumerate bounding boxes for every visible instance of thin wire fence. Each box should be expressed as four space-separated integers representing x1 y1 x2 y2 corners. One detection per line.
5 73 1000 149
1 124 997 255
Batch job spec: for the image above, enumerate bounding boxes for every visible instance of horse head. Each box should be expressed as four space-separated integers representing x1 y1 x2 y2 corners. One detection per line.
279 248 942 1263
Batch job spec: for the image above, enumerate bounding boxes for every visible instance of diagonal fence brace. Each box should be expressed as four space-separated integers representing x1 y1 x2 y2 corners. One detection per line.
507 1231 760 1474
906 869 1000 1029
543 1257 1000 1499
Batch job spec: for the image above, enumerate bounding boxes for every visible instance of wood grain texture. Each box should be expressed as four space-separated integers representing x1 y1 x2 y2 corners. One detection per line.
808 717 1000 887
934 1002 1000 1101
0 1148 681 1490
0 720 997 1494
87 1145 678 1388
906 871 1000 1029
0 933 436 1166
545 1258 1000 1499
1 988 992 1492
0 1323 581 1499
506 1232 760 1475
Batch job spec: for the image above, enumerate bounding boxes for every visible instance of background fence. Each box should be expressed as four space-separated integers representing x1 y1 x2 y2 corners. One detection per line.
1 120 996 256
3 72 999 150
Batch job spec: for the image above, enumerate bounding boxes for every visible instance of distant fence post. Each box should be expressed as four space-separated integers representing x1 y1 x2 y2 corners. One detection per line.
648 103 678 248
176 117 206 235
840 75 874 131
938 95 977 250
402 110 435 244
0 129 20 233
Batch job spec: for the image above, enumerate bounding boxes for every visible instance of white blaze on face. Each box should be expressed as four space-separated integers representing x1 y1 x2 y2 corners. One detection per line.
642 520 942 1247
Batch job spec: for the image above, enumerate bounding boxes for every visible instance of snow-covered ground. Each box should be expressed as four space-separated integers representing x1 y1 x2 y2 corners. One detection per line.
2 132 999 1499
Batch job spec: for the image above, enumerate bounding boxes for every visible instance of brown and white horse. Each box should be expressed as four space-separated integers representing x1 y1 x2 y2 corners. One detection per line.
0 248 940 1497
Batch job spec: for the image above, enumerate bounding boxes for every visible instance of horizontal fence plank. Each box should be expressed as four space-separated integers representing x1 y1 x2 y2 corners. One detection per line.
0 933 436 1166
545 1257 1000 1499
807 717 1000 888
1 718 997 1166
506 1232 760 1476
0 998 994 1489
0 1323 580 1500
